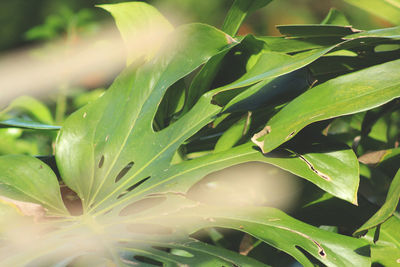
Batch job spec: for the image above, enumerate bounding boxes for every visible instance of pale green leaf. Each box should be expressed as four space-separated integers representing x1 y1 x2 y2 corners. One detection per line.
99 2 174 65
0 155 68 216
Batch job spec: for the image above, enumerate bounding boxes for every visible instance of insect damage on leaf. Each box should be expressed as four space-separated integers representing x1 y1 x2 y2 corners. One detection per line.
278 225 327 258
251 125 271 153
225 34 237 45
294 152 332 182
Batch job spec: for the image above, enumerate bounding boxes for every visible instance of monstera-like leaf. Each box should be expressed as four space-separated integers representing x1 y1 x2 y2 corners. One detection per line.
2 2 398 266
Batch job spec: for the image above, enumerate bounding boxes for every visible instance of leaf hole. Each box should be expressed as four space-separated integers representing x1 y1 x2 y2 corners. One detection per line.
152 246 194 258
119 196 166 216
115 161 134 183
126 223 173 235
152 246 170 252
60 184 83 216
133 255 162 266
126 176 150 192
98 155 105 168
117 176 151 199
374 44 400 53
152 78 185 132
295 246 325 265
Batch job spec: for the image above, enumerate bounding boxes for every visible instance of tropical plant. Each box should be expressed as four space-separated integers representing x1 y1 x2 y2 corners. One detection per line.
0 1 399 266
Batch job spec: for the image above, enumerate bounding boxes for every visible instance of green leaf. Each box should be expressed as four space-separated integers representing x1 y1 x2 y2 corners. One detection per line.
134 141 359 204
363 216 400 266
0 96 54 124
321 8 350 26
343 0 400 25
210 35 394 99
193 206 370 267
99 2 174 65
354 169 400 235
209 49 326 102
221 67 313 113
120 236 268 267
214 113 251 152
0 118 60 130
180 0 273 115
0 155 68 216
6 4 400 265
345 25 400 39
222 0 273 36
252 58 400 154
0 129 39 155
56 23 236 211
277 24 361 37
119 196 370 267
256 35 342 53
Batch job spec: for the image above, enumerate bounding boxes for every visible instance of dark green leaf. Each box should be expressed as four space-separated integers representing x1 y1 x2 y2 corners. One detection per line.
256 36 342 53
253 59 400 154
277 25 361 37
354 169 400 235
0 118 60 130
214 113 251 152
363 216 400 266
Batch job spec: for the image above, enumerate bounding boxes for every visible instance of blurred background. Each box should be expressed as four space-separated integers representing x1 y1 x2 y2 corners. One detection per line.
0 0 395 53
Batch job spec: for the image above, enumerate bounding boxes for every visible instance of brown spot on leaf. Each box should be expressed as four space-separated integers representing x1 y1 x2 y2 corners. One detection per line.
358 150 388 166
239 234 255 256
225 34 236 45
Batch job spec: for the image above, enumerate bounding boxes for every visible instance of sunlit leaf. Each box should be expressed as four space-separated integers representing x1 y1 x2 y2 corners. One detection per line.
343 0 400 25
99 2 174 65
